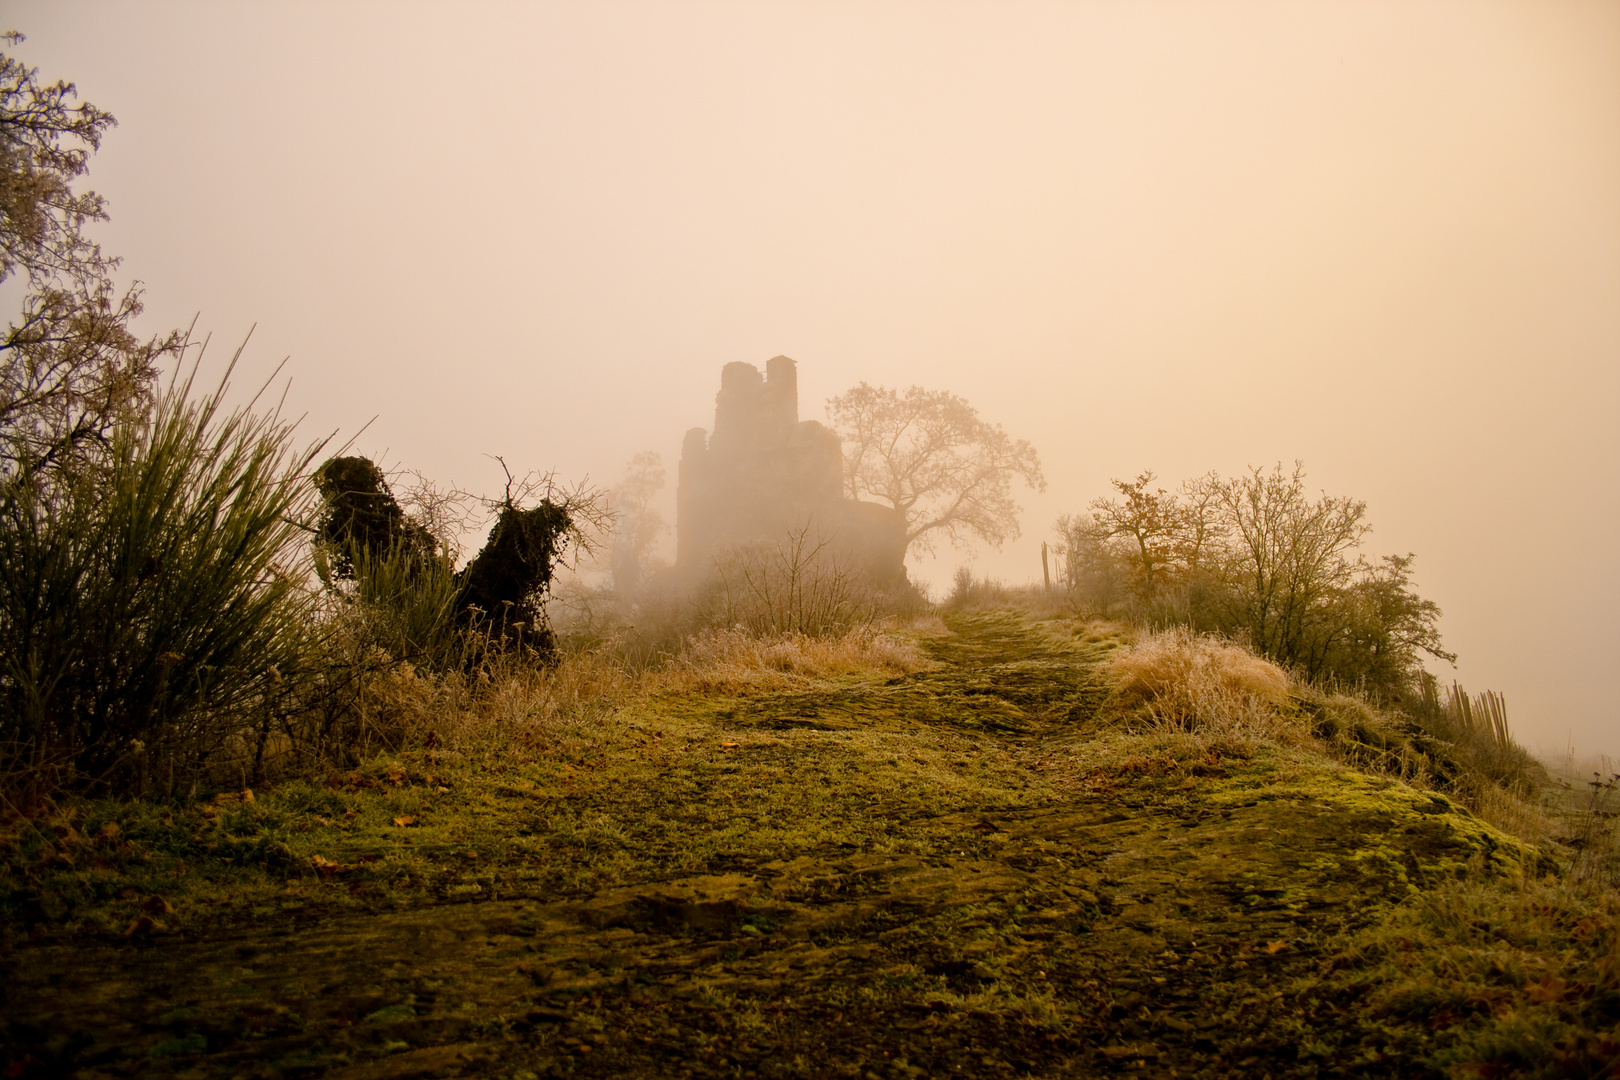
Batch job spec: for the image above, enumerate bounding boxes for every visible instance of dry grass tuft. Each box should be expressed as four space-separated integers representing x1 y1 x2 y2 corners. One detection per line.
282 644 641 766
243 612 946 777
654 622 936 694
946 573 1074 620
1104 626 1302 741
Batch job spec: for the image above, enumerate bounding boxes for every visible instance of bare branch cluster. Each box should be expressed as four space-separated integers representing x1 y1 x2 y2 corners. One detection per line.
1057 462 1454 701
826 383 1045 557
0 32 182 480
705 521 878 637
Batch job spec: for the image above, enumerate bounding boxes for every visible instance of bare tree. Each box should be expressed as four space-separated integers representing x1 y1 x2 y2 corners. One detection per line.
707 521 876 637
1213 461 1371 670
826 383 1044 557
0 32 181 478
1082 469 1226 599
609 450 666 594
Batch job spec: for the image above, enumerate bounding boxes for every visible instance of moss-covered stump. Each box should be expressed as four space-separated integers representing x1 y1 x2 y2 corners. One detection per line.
0 613 1600 1080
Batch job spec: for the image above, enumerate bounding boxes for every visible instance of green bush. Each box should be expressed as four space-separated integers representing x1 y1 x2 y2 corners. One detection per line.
343 539 465 671
0 357 326 794
1055 464 1454 704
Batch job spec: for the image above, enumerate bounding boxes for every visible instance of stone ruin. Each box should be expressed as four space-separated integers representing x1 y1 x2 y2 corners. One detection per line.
676 356 907 587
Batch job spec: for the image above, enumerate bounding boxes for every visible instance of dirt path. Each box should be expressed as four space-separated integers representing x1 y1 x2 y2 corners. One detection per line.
1 615 1516 1078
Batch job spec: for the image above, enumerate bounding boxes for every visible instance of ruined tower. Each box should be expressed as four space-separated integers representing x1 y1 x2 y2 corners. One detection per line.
676 357 905 585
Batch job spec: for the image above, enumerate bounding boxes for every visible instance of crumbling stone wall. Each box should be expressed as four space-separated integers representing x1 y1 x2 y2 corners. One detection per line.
676 356 906 586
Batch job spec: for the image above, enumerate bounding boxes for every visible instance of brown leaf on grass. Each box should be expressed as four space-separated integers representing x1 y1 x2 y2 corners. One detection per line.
1265 940 1288 955
387 769 405 786
5 1053 42 1075
971 820 1001 834
392 816 417 828
310 854 346 878
123 915 164 936
325 771 373 792
720 741 740 749
1525 975 1567 1004
139 895 174 916
203 790 254 820
93 822 121 843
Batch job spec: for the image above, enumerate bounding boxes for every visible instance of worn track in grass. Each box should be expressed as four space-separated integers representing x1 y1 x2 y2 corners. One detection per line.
0 614 1529 1078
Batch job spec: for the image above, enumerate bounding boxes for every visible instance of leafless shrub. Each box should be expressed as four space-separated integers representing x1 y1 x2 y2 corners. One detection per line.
698 522 881 637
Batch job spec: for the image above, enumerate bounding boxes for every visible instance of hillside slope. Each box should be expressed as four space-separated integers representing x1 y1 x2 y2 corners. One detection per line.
0 613 1605 1078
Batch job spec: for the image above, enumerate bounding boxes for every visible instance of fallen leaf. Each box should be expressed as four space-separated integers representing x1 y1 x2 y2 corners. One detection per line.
971 820 1001 834
392 816 417 828
93 822 121 843
387 769 405 785
123 915 164 936
1265 940 1287 955
720 741 740 749
310 854 346 878
139 895 174 916
4 1053 42 1077
436 786 450 794
1525 975 1566 1003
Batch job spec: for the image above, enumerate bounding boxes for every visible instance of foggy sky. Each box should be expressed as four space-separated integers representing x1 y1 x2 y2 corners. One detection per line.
8 2 1618 758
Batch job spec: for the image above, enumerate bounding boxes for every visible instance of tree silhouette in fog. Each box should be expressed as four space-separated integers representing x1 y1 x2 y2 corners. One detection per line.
826 383 1044 558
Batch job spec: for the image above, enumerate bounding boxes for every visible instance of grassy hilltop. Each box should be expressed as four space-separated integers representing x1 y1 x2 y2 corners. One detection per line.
2 604 1616 1079
4 28 1617 1080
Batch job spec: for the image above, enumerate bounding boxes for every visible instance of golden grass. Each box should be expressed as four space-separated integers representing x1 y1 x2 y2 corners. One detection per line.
947 579 1075 620
652 619 938 694
1091 626 1578 862
307 614 945 766
1103 625 1302 741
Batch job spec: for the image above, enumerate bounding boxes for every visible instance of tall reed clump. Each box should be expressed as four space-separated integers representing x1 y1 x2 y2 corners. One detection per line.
0 356 326 797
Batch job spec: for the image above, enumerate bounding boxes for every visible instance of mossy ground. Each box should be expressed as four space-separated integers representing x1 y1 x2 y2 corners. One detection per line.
1 613 1614 1078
